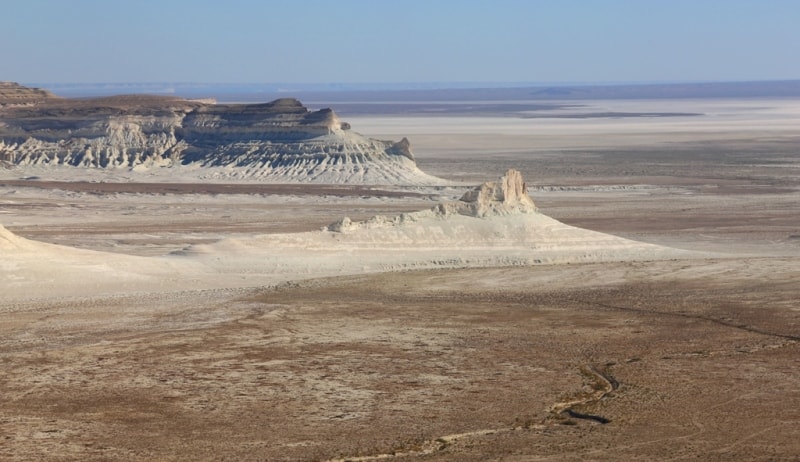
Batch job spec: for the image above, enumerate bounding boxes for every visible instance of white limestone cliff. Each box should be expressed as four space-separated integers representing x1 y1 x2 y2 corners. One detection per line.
0 91 445 185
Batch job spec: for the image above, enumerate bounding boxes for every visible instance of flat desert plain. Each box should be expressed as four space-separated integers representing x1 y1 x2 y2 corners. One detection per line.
1 98 799 461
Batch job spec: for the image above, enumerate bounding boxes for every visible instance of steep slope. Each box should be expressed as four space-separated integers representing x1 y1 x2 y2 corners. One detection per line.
0 89 445 185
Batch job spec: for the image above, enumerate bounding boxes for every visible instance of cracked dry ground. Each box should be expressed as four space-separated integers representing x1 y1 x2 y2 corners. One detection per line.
2 258 798 461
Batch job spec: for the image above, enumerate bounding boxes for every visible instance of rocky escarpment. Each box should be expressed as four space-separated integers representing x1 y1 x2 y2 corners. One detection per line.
0 86 443 184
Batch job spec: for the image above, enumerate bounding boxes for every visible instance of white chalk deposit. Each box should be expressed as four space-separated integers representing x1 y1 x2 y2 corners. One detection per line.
0 170 695 304
0 94 446 185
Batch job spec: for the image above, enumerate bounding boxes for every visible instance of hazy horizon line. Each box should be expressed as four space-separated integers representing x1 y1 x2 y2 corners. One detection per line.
25 78 800 90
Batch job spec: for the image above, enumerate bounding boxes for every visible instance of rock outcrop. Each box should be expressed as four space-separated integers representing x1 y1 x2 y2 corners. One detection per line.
0 85 444 184
456 168 535 217
326 169 536 232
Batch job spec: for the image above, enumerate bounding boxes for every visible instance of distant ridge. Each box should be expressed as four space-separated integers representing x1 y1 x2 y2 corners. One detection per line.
0 82 58 106
522 80 800 100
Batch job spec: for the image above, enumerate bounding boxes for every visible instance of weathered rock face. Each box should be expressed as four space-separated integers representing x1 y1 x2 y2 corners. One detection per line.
0 86 442 184
457 168 536 216
326 169 537 232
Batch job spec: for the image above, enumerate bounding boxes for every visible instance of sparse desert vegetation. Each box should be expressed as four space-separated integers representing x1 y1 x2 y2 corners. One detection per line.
1 92 799 460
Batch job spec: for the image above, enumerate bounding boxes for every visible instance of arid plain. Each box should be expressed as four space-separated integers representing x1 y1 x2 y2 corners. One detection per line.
2 98 799 460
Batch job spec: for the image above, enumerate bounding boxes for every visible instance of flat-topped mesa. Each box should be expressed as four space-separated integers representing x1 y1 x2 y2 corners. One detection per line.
0 88 445 184
175 103 353 170
300 107 351 132
181 98 350 137
257 97 307 113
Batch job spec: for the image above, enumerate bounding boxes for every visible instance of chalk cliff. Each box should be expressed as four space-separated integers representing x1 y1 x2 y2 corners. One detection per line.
325 169 537 232
0 85 443 184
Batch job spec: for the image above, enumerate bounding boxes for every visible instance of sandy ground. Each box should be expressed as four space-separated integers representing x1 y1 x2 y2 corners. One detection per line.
1 98 799 460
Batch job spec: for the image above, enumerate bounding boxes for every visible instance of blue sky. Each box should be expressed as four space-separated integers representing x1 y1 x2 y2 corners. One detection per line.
3 0 799 84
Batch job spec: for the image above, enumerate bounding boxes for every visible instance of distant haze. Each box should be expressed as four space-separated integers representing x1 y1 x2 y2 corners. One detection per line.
25 81 800 103
3 0 800 84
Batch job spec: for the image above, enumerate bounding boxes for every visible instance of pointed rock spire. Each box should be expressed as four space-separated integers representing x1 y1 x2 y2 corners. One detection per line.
458 169 536 217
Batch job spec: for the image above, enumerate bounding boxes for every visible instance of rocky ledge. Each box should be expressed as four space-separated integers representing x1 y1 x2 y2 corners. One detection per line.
0 84 442 184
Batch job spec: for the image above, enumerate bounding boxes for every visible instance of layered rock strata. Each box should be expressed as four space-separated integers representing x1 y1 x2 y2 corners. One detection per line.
0 86 442 184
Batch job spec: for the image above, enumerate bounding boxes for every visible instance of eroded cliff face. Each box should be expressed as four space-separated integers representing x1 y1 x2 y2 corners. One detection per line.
0 113 187 168
457 168 536 216
326 169 537 232
0 90 440 184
